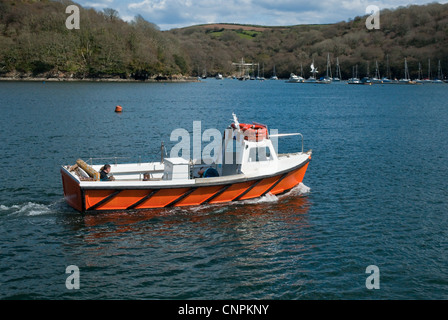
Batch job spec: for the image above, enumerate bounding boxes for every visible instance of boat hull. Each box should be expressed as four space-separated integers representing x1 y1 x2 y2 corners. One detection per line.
61 159 310 213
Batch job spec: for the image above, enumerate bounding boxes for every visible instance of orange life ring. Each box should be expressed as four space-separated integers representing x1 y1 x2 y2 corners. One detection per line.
233 123 268 141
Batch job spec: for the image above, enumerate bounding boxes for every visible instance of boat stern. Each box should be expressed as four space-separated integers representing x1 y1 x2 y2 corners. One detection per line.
60 166 84 212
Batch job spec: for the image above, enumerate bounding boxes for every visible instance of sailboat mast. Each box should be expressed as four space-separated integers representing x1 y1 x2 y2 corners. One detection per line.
404 58 407 79
336 57 341 79
375 60 380 78
386 54 391 79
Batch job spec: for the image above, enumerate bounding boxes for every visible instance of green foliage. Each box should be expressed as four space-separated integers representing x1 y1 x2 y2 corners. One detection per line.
171 4 448 80
173 54 189 74
0 0 185 78
208 28 261 40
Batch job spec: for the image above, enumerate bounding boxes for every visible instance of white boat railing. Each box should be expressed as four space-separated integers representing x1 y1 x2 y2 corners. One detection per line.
86 156 133 166
269 132 304 153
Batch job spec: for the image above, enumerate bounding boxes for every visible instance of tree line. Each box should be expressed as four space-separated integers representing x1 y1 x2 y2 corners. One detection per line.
0 0 189 79
170 3 448 80
0 0 447 80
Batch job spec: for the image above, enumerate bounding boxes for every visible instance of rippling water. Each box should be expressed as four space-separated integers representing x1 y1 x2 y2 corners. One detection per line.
0 80 447 300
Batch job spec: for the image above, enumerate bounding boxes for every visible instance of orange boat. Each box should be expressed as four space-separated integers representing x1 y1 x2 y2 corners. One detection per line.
61 114 312 213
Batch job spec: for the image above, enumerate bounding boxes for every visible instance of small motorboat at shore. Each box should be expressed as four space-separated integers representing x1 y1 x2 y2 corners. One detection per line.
61 114 312 213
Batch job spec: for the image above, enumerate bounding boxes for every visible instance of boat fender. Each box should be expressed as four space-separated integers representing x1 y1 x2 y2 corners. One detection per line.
76 159 100 181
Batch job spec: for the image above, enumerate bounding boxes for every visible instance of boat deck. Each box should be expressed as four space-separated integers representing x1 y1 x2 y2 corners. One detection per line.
63 151 311 189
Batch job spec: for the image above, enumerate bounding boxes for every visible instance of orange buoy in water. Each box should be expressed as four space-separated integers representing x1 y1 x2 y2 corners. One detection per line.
115 105 123 113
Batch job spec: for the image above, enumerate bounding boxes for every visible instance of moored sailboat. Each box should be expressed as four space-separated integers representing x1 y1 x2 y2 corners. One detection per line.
420 58 433 83
415 62 425 83
381 54 397 84
270 65 278 80
371 60 382 83
318 53 332 84
347 65 361 84
399 58 416 84
333 57 342 81
433 60 444 83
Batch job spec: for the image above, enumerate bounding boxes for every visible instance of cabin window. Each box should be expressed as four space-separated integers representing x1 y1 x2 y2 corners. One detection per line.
248 147 272 162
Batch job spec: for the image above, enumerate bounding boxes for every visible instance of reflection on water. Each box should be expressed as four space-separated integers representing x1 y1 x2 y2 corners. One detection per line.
55 185 314 299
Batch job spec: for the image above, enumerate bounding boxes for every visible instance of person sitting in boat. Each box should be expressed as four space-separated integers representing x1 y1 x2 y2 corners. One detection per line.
198 167 219 178
143 173 150 181
99 164 115 181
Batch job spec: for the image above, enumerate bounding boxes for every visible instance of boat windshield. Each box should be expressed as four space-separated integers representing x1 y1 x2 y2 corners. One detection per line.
248 146 272 162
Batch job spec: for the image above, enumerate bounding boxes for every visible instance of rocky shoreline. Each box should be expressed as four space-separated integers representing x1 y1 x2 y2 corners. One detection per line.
0 74 200 83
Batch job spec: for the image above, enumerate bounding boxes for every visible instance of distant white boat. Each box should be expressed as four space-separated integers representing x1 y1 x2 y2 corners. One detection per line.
286 73 304 83
216 73 223 80
399 58 416 84
347 78 360 84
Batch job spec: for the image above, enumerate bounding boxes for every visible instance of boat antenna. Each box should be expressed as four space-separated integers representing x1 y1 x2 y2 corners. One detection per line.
232 112 239 127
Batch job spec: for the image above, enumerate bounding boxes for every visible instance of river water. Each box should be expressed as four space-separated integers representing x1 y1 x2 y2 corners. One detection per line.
0 79 447 300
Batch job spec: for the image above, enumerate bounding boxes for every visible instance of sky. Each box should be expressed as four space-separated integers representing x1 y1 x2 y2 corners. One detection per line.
74 0 448 30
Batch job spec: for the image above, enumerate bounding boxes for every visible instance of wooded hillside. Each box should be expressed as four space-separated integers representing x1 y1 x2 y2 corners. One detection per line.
0 0 188 79
1 0 447 80
170 3 448 80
